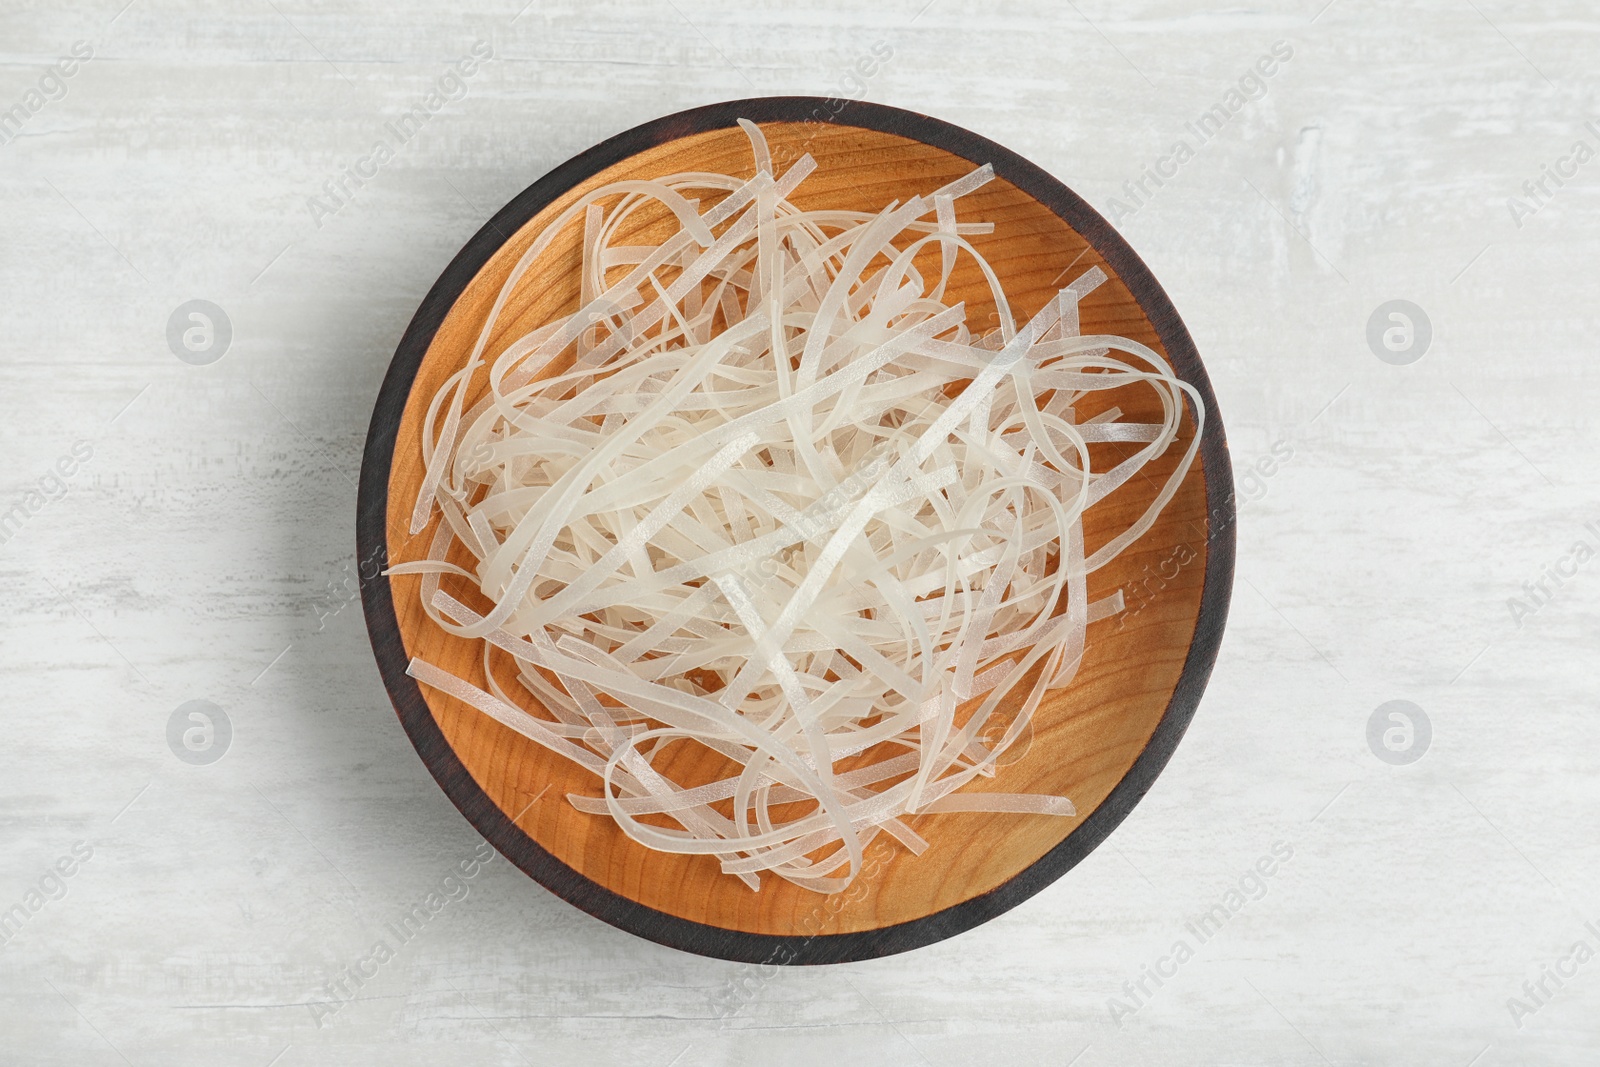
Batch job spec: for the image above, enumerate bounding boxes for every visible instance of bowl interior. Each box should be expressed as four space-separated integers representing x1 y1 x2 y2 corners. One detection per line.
382 119 1210 938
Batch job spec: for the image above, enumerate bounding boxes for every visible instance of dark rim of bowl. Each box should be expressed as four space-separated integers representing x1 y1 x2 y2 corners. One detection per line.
358 96 1236 965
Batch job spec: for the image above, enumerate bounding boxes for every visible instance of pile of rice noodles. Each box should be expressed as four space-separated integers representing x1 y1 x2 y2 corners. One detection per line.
396 120 1201 894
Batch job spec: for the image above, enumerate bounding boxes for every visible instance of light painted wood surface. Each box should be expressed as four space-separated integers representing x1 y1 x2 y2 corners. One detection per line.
1 1 1596 1064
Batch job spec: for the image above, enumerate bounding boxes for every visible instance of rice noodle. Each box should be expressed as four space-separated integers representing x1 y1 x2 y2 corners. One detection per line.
396 122 1201 894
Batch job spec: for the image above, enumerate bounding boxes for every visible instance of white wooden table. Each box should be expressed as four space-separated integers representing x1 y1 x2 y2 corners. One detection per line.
2 1 1596 1063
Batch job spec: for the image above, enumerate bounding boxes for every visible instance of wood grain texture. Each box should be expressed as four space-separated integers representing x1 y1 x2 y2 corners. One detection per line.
10 4 1600 1058
358 98 1234 962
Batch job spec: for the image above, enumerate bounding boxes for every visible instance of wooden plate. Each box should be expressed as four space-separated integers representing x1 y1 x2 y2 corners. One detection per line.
358 97 1235 964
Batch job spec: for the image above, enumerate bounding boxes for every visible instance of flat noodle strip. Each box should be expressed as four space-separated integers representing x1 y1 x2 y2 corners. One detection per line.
395 121 1200 894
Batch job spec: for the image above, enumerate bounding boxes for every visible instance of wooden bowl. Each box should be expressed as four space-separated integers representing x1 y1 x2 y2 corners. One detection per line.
358 98 1235 964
